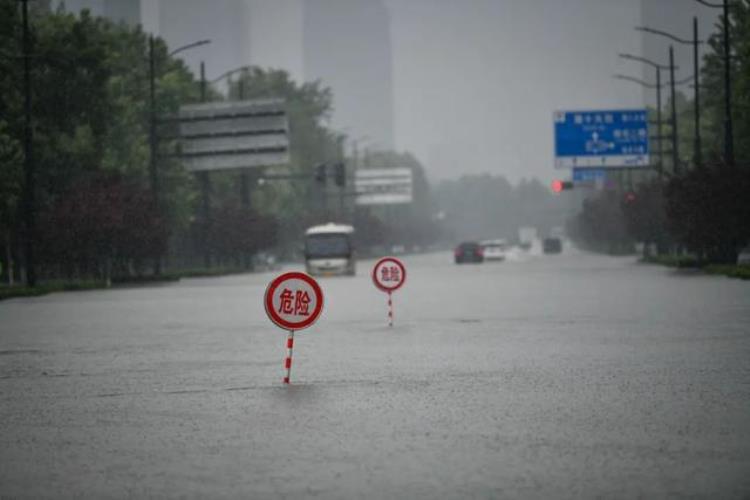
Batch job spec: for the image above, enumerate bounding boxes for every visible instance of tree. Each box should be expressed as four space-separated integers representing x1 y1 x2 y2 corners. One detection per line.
621 179 670 256
226 68 341 252
37 174 167 282
665 163 750 263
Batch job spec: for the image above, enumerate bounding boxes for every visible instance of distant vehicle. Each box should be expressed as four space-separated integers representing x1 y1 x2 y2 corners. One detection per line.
304 223 356 276
543 237 562 254
518 226 537 251
480 239 508 261
454 241 484 264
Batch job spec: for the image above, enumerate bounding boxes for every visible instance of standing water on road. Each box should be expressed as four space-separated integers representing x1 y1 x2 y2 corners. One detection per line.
1 252 749 498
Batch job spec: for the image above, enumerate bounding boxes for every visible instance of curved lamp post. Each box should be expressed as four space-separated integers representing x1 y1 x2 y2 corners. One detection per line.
636 21 703 167
619 52 681 174
148 37 212 273
613 72 694 177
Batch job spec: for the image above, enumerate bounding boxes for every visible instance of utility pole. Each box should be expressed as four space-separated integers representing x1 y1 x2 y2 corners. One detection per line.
148 36 159 200
20 0 36 286
148 35 162 275
669 46 679 175
722 0 734 166
693 17 702 167
656 67 664 177
238 70 251 209
199 61 211 268
636 22 703 170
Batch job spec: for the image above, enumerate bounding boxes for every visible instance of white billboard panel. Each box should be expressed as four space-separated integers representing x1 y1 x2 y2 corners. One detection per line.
355 168 413 205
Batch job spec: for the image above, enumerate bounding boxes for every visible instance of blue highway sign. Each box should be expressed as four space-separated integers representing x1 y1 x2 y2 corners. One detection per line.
554 109 650 168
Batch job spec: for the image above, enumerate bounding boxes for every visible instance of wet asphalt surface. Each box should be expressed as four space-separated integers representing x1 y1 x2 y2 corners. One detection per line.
1 249 749 498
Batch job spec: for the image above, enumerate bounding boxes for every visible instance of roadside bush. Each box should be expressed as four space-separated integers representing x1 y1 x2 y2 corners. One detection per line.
665 164 750 264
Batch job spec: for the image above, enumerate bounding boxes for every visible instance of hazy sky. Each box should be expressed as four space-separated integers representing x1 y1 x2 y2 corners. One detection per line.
54 0 722 184
384 0 646 183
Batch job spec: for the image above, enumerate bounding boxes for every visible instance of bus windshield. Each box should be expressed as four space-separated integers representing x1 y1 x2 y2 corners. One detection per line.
306 234 351 258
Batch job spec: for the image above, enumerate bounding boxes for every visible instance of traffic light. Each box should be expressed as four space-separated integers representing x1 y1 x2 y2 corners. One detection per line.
315 163 327 183
551 180 574 193
333 162 346 187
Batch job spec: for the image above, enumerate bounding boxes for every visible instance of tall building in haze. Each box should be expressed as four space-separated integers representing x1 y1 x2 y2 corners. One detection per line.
53 0 395 152
303 0 394 151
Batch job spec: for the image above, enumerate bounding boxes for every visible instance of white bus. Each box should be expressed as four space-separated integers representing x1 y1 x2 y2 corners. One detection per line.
304 223 356 276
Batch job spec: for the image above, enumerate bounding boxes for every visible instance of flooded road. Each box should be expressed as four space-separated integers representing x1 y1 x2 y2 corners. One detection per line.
2 250 749 498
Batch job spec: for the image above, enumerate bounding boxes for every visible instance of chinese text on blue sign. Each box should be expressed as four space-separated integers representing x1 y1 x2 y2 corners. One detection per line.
554 109 650 169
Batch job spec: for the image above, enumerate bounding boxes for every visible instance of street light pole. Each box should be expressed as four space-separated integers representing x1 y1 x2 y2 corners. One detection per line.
20 0 36 286
656 67 663 176
617 53 677 177
636 22 703 168
238 68 250 210
670 46 680 175
693 17 702 166
148 36 161 274
148 36 159 202
199 60 211 268
722 0 734 166
614 71 695 177
148 37 211 275
695 0 735 165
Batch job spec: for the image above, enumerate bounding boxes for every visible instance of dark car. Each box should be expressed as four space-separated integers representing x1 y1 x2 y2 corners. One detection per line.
543 237 562 254
454 241 484 263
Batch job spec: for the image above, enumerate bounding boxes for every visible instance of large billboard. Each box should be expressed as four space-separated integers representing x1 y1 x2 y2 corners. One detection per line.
355 168 413 205
176 99 290 172
554 109 649 168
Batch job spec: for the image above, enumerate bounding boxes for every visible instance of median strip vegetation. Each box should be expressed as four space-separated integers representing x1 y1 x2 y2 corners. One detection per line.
642 255 750 280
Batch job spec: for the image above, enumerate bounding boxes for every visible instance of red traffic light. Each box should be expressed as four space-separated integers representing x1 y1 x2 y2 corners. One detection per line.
551 180 574 193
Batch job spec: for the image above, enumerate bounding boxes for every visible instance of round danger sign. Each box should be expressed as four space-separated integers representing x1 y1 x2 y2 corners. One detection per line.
372 257 406 292
264 272 324 331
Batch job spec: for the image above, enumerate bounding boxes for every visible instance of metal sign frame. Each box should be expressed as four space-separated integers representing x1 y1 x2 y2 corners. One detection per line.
173 98 290 172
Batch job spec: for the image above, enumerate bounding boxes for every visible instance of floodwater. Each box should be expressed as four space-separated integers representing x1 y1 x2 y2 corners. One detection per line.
1 249 749 498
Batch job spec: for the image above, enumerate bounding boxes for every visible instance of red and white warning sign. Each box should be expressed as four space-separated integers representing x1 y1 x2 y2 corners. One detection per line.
372 257 406 327
372 257 406 292
265 271 324 331
264 272 324 384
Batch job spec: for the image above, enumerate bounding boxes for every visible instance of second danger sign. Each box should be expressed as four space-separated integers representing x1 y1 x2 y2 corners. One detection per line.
372 257 406 292
264 272 324 331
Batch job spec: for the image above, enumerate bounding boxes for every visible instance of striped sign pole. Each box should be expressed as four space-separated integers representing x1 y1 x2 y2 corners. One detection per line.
264 272 324 385
283 330 295 384
372 257 406 327
387 291 393 328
